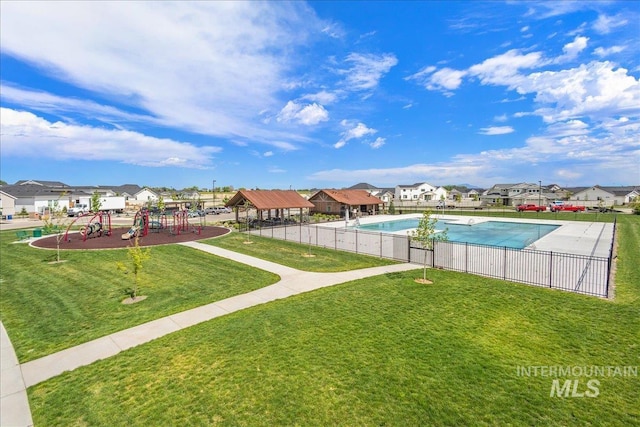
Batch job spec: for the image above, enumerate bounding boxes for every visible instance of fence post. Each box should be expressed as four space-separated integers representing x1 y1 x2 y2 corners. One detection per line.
335 227 337 251
465 242 468 273
504 246 507 280
355 229 358 254
432 238 435 268
549 252 553 288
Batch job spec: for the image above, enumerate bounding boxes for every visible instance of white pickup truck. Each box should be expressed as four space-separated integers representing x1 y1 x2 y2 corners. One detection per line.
67 204 89 217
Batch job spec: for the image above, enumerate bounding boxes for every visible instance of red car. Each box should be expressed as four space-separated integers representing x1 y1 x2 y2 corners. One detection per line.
550 204 585 212
516 204 547 212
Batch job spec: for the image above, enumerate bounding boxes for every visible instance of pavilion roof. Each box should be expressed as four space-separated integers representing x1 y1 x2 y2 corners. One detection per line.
310 189 383 205
226 190 314 210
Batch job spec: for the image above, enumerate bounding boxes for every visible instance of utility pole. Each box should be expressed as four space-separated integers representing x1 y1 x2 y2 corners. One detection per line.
538 180 542 207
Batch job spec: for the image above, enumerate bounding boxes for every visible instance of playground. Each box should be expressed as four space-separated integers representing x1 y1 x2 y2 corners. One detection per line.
31 209 230 250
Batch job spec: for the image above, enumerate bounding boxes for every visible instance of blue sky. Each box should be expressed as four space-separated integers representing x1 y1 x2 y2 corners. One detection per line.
1 1 639 190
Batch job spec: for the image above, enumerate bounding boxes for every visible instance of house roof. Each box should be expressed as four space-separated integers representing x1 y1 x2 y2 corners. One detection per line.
310 189 383 206
0 184 72 198
110 184 143 196
227 190 314 210
572 185 640 197
597 185 640 196
14 180 69 187
348 182 379 190
0 190 17 200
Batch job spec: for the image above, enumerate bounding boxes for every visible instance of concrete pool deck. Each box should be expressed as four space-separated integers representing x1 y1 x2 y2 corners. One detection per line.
323 214 614 258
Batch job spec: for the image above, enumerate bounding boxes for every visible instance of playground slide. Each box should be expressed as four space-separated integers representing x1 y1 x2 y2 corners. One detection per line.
121 226 140 240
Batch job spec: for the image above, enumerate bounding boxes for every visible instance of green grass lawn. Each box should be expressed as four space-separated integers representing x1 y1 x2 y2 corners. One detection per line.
204 232 398 272
0 230 394 363
27 273 639 425
0 233 278 362
24 215 640 426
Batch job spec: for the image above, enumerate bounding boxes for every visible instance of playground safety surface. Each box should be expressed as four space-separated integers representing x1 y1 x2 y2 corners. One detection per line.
31 226 231 250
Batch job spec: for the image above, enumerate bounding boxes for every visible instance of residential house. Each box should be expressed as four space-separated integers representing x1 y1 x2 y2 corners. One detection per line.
395 182 448 202
348 183 394 205
481 183 545 206
570 186 640 207
0 191 17 218
509 183 548 206
1 183 81 214
134 188 159 203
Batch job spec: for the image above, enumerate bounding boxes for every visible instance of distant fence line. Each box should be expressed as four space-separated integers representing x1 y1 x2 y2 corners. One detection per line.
245 220 614 298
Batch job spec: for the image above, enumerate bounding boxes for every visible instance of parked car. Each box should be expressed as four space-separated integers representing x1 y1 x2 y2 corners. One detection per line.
188 210 205 217
205 206 232 214
550 204 585 212
67 204 89 217
516 204 547 212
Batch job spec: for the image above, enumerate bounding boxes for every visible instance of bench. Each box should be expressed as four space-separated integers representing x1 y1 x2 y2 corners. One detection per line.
15 230 30 241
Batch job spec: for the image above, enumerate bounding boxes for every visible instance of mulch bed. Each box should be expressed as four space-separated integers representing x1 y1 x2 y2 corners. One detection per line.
31 226 231 250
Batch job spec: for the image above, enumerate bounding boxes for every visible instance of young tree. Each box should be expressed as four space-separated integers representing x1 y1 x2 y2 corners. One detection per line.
411 209 448 283
42 193 68 263
90 191 102 213
117 236 151 300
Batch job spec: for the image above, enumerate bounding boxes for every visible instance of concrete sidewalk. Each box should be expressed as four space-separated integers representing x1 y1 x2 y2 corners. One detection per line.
2 241 419 426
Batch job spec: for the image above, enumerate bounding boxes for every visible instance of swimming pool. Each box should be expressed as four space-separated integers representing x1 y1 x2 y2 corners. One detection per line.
355 219 560 249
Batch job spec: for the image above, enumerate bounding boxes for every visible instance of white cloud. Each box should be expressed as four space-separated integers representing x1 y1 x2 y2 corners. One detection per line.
469 49 544 89
308 163 485 186
554 36 589 63
341 52 398 91
264 151 274 157
1 108 219 168
0 2 325 145
370 137 385 149
429 68 468 91
334 122 377 149
277 101 329 125
593 45 626 57
301 90 339 105
406 66 466 93
523 61 640 124
334 141 347 149
593 14 628 34
478 126 515 135
494 114 509 122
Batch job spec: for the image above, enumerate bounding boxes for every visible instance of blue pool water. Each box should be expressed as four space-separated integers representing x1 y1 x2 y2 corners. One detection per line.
356 219 560 249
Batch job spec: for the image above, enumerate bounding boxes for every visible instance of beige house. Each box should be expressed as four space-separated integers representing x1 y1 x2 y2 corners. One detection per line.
0 190 17 218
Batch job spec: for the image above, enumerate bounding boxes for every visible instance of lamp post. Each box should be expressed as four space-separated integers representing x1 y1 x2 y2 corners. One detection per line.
538 180 542 207
538 180 542 238
212 179 216 208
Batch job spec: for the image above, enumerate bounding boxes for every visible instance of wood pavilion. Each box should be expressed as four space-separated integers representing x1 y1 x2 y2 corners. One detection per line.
226 189 314 225
308 189 384 217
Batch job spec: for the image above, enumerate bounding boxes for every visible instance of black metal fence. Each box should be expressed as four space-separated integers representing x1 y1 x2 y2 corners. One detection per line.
247 220 614 298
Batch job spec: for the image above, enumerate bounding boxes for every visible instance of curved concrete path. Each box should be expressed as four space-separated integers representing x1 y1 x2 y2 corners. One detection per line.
1 241 419 426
